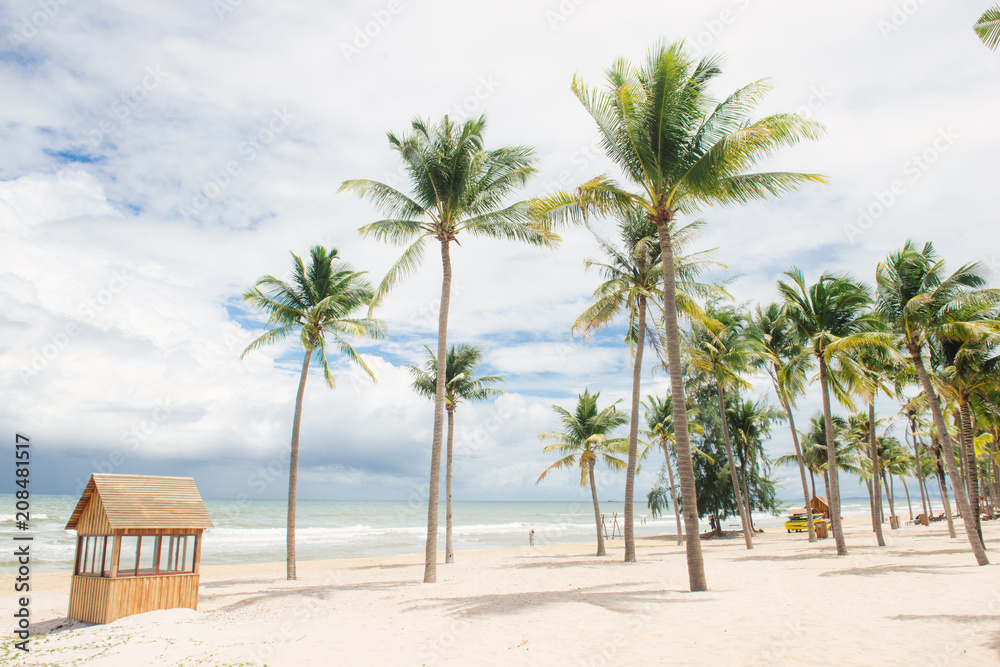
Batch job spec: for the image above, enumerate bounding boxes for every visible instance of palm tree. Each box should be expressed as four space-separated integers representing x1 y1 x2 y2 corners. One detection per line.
874 241 992 565
537 390 629 557
342 116 557 583
727 397 783 533
832 328 903 547
752 303 818 542
930 327 1000 542
241 246 383 580
643 394 689 545
573 211 720 563
777 414 855 502
573 210 661 564
779 268 878 556
687 305 761 549
975 4 1000 50
536 41 826 591
407 344 504 564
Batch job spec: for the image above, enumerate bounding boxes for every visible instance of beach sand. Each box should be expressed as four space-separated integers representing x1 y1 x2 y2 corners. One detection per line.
4 518 998 666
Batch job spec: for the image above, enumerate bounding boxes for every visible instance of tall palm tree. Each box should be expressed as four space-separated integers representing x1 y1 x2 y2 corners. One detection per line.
687 306 761 549
342 116 557 583
537 390 629 557
573 210 661 564
407 344 504 564
975 4 1000 50
930 327 1000 541
777 414 855 502
832 328 903 546
874 241 993 565
241 246 383 580
536 41 827 591
573 211 719 563
752 303 817 542
779 268 878 556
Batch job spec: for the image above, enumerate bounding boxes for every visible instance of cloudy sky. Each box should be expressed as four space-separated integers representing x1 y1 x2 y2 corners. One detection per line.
2 1 998 505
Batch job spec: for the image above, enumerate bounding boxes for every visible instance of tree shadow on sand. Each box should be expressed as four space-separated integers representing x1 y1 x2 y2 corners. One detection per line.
819 563 959 577
892 614 1000 658
204 580 415 613
414 584 705 618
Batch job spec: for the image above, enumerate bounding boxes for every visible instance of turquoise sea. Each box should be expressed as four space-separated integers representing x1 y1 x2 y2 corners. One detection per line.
1 495 896 574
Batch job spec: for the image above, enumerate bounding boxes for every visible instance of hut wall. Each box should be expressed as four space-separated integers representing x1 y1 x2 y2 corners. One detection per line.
68 574 201 624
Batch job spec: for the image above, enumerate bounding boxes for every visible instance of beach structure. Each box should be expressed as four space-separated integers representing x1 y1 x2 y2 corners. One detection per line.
65 474 213 624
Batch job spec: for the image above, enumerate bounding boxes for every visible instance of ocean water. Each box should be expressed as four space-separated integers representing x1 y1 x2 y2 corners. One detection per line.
0 495 891 574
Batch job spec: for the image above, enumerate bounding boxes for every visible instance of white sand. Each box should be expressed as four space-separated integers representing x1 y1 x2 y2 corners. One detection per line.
4 519 998 666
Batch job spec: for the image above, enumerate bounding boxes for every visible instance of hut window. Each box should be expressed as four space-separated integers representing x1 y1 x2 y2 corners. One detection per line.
117 534 198 576
157 535 197 574
75 535 110 576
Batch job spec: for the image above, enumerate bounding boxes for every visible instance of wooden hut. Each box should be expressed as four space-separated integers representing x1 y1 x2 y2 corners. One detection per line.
811 496 830 517
65 474 213 624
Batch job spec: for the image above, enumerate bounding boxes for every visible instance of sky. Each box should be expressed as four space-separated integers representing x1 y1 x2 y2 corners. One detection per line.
2 1 998 507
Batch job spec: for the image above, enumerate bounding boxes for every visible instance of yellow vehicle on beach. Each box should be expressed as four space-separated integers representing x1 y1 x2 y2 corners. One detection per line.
784 510 830 533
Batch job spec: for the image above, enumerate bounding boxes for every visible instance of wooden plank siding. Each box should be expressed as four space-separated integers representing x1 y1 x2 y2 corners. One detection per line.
68 574 201 624
76 492 112 535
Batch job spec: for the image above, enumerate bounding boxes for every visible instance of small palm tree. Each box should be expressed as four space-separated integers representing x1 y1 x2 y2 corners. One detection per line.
975 4 1000 50
537 390 628 557
407 344 504 564
726 397 783 533
241 246 384 580
343 115 557 583
779 268 878 556
643 394 687 545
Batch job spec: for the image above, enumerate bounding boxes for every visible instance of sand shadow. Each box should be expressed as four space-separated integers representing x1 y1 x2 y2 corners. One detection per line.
893 614 1000 658
347 563 414 571
27 617 93 636
204 580 415 613
513 559 615 569
820 563 957 577
417 583 702 618
728 551 841 562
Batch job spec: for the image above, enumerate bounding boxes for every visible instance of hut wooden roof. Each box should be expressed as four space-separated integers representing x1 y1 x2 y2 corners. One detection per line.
66 474 214 530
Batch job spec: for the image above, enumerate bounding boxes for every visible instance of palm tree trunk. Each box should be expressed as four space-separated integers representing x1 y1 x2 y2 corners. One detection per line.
865 477 876 531
817 355 848 555
286 346 314 581
740 463 755 532
589 462 606 557
810 471 816 501
910 419 930 523
661 439 683 545
445 405 455 564
715 382 753 550
884 471 898 529
868 401 885 546
959 400 983 542
623 296 646 563
909 346 987 564
654 213 706 591
935 440 956 538
424 238 453 583
902 475 913 521
779 397 815 542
